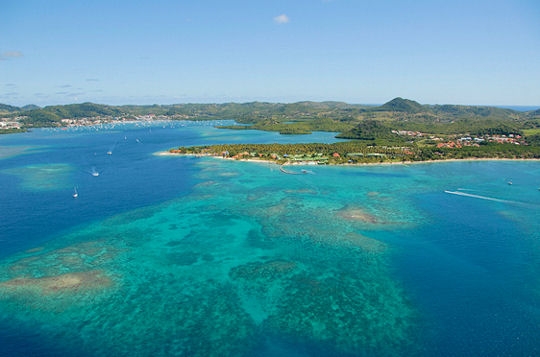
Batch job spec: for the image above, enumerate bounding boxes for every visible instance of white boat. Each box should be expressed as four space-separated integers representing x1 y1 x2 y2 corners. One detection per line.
73 187 78 198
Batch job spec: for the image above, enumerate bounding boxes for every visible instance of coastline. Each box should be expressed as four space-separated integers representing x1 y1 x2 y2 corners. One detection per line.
155 150 540 166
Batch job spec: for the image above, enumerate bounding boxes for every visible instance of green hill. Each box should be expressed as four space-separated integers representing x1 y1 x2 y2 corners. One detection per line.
0 103 20 113
2 99 538 142
21 104 41 111
430 104 515 118
22 103 125 127
375 97 424 113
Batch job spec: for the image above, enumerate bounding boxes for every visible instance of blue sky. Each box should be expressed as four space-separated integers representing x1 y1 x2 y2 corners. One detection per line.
1 0 539 106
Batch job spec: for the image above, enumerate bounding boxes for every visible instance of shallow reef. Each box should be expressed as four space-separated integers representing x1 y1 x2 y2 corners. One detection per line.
0 159 421 356
264 271 417 356
2 163 74 191
0 270 112 295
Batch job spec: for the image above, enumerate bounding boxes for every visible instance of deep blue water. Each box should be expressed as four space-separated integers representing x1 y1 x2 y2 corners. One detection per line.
0 122 344 258
0 121 539 356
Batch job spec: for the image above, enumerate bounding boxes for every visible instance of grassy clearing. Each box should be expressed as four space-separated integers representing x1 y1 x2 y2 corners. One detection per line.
523 128 540 136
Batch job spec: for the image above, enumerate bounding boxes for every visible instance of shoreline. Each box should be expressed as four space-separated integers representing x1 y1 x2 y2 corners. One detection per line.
155 151 540 166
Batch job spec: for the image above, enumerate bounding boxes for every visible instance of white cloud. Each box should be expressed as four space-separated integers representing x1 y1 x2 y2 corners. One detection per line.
273 14 290 24
0 51 24 60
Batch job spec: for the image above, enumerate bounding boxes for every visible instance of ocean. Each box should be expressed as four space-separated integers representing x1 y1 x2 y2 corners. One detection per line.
0 121 539 356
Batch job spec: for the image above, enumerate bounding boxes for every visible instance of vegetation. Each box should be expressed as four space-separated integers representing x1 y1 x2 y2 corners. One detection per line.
21 103 125 127
170 140 540 165
375 97 424 113
2 98 540 162
171 142 411 164
0 128 26 134
0 103 21 114
526 133 540 146
218 117 353 135
338 120 401 141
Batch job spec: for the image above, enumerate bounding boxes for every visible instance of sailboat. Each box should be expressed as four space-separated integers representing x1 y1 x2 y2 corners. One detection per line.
107 141 118 155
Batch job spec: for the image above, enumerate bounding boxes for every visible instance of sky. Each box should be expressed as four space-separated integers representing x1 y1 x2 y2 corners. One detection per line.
1 0 540 107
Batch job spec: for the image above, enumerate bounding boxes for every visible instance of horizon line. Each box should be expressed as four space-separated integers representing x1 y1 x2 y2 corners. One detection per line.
1 99 539 111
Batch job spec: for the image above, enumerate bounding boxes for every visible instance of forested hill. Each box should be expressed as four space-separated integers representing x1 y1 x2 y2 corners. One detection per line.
372 97 522 119
375 97 424 113
27 103 123 125
0 103 23 113
1 98 539 141
2 98 538 120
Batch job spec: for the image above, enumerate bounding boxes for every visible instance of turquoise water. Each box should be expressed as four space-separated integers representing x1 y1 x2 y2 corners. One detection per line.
0 122 539 356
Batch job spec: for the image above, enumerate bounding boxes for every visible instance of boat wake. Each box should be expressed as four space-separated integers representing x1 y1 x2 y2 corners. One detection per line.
444 190 537 208
279 166 313 175
444 190 513 203
88 167 100 177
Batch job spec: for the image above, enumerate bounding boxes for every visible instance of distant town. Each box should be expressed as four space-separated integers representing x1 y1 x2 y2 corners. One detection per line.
0 114 190 131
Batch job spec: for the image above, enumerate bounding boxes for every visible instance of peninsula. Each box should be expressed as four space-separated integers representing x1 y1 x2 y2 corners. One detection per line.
168 141 540 165
166 97 540 164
